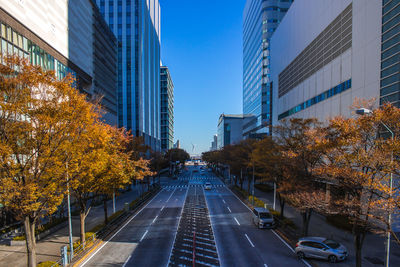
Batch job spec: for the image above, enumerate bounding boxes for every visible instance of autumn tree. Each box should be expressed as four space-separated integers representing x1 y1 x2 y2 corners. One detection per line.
0 55 98 266
319 102 400 267
274 118 327 236
252 137 288 217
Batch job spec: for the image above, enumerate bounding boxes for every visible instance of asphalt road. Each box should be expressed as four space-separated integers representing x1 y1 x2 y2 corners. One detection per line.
79 166 311 267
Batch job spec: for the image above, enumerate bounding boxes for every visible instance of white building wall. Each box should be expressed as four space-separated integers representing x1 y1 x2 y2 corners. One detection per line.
0 0 69 58
271 0 382 125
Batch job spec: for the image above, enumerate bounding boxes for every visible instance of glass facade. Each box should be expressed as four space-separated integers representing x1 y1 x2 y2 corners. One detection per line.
97 0 161 151
243 0 293 137
278 79 352 120
381 0 400 106
0 21 75 80
160 66 174 152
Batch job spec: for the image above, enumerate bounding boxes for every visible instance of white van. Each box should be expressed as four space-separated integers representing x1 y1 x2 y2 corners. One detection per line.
252 207 275 229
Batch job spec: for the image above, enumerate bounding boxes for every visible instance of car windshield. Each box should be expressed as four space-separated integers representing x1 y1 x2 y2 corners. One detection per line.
323 239 340 249
259 212 272 219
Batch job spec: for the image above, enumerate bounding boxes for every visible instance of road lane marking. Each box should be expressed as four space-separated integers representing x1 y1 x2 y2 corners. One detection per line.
167 187 189 265
166 188 177 202
161 205 165 211
234 217 240 225
222 199 226 204
223 186 312 267
80 189 164 266
227 207 231 213
152 215 158 224
264 264 268 267
245 234 255 247
122 256 131 267
140 230 148 242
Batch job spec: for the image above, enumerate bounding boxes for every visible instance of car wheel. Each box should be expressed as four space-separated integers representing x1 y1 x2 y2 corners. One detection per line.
297 251 305 260
328 255 337 263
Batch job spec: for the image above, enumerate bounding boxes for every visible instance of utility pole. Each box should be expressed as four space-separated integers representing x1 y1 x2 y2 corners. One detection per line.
66 161 73 262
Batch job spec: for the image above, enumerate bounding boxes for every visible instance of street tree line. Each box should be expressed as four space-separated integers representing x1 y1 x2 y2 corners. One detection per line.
0 55 188 267
202 100 400 267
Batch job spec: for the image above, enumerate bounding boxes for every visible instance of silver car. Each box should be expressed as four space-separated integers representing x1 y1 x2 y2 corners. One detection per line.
295 237 348 263
252 207 275 229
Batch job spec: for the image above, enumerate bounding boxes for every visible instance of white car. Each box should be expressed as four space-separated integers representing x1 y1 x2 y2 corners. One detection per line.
204 182 212 190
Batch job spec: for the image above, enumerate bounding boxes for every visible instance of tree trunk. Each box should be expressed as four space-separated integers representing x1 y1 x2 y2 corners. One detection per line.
278 194 285 219
80 210 86 244
247 175 251 195
240 169 243 190
24 216 36 267
353 224 366 267
103 196 108 225
301 208 313 236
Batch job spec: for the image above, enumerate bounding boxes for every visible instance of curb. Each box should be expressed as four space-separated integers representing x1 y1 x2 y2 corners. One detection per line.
72 240 104 267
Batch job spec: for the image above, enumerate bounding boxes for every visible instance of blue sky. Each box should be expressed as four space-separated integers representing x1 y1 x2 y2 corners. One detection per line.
160 0 246 155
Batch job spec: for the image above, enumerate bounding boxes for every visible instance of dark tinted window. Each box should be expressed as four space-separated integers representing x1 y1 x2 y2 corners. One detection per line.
259 212 272 219
310 242 326 249
323 239 340 249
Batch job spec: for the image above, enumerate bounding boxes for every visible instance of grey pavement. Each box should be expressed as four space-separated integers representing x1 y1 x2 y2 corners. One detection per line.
236 179 400 267
0 183 146 267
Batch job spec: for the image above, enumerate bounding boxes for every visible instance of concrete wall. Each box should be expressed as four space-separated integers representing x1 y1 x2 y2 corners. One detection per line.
270 0 382 125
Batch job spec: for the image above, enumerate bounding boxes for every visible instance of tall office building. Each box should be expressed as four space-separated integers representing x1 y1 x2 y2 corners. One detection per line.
270 0 381 125
380 0 400 106
242 0 293 138
217 114 254 149
160 66 174 152
0 0 118 125
96 0 161 151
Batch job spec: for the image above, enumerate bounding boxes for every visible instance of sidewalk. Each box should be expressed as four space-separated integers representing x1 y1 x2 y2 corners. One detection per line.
238 180 400 267
0 184 144 267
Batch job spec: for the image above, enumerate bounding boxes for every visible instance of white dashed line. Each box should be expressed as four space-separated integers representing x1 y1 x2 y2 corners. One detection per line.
222 199 226 204
234 217 240 225
264 264 268 267
245 234 255 247
161 205 165 211
152 215 158 224
166 188 177 202
140 230 148 242
122 255 131 267
227 207 232 213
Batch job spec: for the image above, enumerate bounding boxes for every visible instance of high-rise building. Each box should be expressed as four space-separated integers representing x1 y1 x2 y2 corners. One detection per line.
96 0 161 151
380 0 400 106
270 0 381 124
160 66 174 152
0 0 118 125
242 0 293 138
210 134 218 151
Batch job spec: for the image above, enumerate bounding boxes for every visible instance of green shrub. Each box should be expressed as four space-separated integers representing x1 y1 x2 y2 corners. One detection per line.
248 195 266 208
108 210 124 222
12 235 26 241
38 261 59 267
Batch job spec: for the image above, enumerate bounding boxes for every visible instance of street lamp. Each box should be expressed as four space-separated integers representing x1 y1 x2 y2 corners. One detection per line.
356 108 394 267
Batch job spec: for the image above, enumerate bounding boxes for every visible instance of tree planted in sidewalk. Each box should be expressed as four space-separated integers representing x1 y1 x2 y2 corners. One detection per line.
318 102 400 267
0 55 97 267
274 118 327 236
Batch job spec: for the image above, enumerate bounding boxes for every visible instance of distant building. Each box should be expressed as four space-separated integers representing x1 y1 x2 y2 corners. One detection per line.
174 140 180 149
210 134 218 151
217 114 254 149
160 66 174 152
243 0 293 137
0 0 118 125
270 0 382 124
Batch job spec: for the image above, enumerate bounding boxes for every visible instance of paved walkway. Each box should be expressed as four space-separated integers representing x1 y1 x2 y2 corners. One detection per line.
0 183 148 266
236 179 400 267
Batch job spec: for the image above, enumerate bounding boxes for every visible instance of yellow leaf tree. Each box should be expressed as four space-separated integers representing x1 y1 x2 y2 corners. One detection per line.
0 55 98 267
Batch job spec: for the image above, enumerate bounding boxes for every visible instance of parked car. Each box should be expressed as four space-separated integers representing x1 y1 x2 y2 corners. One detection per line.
252 207 275 229
295 237 348 263
204 182 212 190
